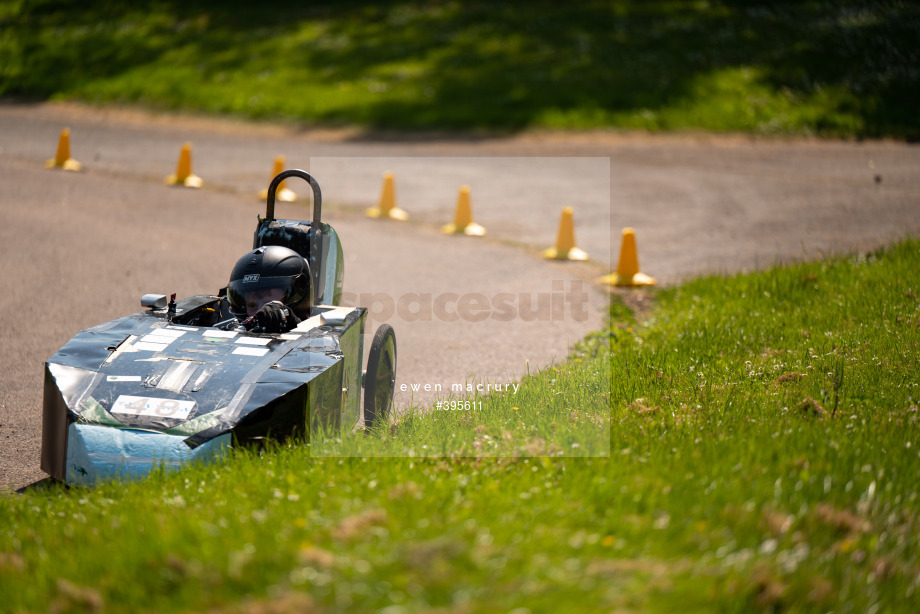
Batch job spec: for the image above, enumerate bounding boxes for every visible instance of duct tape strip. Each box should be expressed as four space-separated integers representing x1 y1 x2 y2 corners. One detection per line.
184 345 294 449
71 371 108 421
163 406 229 437
228 344 296 414
85 316 131 334
78 396 125 428
66 423 231 486
323 231 339 305
231 344 292 385
182 382 253 449
155 359 199 392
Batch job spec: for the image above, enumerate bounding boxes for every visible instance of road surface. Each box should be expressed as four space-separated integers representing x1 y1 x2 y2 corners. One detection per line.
2 102 918 490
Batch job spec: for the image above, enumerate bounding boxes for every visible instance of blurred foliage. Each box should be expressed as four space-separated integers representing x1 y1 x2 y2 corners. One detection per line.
2 1 919 135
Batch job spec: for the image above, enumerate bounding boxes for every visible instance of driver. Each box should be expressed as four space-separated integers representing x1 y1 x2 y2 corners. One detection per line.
226 246 314 333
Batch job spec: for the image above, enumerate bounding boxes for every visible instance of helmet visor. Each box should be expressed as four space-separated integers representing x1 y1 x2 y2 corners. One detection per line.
227 274 308 317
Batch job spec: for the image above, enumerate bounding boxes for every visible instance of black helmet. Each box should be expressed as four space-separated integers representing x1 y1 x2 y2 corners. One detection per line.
227 246 313 318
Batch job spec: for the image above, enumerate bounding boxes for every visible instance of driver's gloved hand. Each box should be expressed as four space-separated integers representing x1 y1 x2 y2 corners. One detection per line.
254 301 301 333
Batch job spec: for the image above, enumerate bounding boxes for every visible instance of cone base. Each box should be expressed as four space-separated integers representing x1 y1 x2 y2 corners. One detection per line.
542 246 590 261
441 222 486 236
600 272 656 287
166 174 203 188
260 187 297 202
366 207 409 221
46 158 82 172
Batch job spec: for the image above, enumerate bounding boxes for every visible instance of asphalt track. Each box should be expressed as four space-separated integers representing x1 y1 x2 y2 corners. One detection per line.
2 102 919 491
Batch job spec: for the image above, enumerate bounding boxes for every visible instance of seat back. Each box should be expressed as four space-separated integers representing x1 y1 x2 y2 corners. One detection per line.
253 170 344 306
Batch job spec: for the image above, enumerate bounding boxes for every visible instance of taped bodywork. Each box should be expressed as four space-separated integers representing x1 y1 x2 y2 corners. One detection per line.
41 170 396 486
42 297 365 484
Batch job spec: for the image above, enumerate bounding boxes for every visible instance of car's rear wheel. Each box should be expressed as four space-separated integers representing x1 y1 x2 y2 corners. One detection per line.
364 324 396 430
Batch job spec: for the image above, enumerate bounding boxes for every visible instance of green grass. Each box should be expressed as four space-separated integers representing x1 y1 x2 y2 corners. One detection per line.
312 355 610 458
2 0 919 138
3 239 920 612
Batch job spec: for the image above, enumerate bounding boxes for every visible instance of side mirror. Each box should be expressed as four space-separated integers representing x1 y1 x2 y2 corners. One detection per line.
141 294 168 310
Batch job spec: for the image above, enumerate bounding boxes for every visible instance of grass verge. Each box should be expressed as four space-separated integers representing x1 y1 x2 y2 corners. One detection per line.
2 239 919 612
2 1 919 138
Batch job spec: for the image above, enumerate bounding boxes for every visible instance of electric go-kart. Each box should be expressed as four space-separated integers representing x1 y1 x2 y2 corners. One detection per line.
41 170 397 486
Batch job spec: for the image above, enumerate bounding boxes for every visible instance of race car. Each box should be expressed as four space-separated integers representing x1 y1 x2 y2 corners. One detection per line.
41 170 397 486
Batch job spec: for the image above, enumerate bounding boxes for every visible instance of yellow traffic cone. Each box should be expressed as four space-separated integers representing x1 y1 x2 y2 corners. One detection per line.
542 207 589 261
441 186 486 236
366 172 409 220
45 128 81 171
259 155 296 202
601 227 655 286
165 143 203 188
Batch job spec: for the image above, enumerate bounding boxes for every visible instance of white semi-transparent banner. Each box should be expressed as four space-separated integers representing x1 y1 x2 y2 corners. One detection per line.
304 156 611 457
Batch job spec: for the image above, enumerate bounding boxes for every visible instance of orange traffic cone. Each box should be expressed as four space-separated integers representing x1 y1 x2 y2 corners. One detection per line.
441 186 486 236
366 172 409 220
45 128 81 171
165 143 203 188
259 155 296 202
542 207 589 261
601 228 655 286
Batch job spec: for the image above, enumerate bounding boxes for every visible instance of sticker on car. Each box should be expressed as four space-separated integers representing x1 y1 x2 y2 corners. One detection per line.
111 395 196 420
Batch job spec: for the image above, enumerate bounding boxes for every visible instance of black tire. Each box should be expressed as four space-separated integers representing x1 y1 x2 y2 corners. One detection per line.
364 324 397 430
